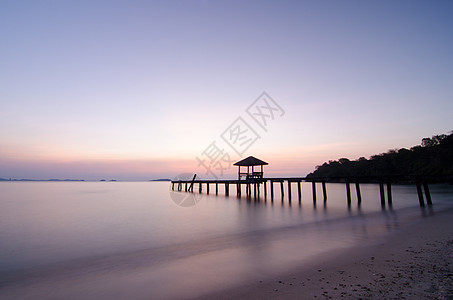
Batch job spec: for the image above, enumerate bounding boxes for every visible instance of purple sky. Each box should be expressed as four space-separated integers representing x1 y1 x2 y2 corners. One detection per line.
1 0 452 180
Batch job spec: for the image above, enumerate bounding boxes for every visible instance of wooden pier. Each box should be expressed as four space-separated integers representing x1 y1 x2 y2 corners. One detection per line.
171 176 434 207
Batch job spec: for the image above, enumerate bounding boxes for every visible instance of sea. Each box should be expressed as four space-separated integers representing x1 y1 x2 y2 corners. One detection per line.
1 181 452 299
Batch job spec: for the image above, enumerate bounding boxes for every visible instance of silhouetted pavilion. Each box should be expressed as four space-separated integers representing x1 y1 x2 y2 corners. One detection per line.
234 156 268 180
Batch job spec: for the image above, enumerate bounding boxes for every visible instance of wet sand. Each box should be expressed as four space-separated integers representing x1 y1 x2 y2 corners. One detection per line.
197 208 453 299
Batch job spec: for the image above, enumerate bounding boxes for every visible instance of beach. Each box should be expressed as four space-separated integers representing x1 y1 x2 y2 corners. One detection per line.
198 208 453 299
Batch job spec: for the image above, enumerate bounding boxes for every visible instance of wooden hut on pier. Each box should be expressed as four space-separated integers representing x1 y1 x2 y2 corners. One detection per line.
234 156 268 180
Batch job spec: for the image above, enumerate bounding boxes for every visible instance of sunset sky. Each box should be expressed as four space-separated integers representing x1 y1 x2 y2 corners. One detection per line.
1 0 452 180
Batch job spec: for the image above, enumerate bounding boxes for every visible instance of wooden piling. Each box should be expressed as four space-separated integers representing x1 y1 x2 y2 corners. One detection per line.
206 183 209 194
216 182 218 195
225 183 229 196
178 181 182 191
312 181 317 203
288 182 292 201
423 182 432 205
264 181 267 199
346 182 351 204
270 181 274 201
379 182 385 206
387 183 392 206
355 182 362 204
297 181 302 202
416 182 425 207
322 181 327 202
280 181 284 199
199 182 202 193
189 174 196 192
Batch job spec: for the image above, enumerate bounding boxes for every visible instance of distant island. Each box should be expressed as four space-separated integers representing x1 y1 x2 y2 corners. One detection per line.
0 178 85 182
0 178 173 182
307 132 453 183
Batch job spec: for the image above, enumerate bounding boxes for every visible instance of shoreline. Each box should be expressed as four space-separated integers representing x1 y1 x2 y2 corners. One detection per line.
197 208 453 299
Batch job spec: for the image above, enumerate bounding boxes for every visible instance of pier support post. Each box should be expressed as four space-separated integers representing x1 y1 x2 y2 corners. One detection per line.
185 182 188 192
297 181 302 203
189 174 196 192
288 182 292 202
322 181 327 202
199 182 202 193
264 181 267 200
312 181 317 204
206 183 209 194
416 183 425 207
216 182 218 195
311 181 316 203
423 183 432 205
270 181 274 201
225 183 229 196
346 182 351 205
387 183 392 206
355 183 362 205
280 181 284 199
379 182 385 206
172 182 174 191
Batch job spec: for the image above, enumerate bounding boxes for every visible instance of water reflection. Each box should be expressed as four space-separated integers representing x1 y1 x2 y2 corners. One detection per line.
169 190 203 208
1 182 452 299
420 205 435 217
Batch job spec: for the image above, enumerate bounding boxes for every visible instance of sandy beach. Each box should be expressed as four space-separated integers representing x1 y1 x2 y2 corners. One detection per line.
197 208 453 299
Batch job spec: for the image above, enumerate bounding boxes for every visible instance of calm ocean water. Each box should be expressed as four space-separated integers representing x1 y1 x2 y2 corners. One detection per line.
1 181 452 299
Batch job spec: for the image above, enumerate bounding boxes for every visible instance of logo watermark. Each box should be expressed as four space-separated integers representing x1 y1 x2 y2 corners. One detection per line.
169 173 203 208
169 92 285 208
196 92 285 179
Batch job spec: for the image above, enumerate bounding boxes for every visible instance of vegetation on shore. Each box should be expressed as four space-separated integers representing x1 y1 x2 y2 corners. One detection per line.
307 132 453 183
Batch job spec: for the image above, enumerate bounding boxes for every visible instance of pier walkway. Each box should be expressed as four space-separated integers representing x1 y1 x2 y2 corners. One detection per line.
171 176 435 207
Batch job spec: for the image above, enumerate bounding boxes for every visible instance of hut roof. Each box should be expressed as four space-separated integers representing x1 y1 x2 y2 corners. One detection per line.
233 156 268 166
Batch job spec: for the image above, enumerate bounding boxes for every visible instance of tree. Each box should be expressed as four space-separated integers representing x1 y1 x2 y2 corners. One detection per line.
421 138 435 147
338 158 350 164
432 134 447 145
306 131 453 182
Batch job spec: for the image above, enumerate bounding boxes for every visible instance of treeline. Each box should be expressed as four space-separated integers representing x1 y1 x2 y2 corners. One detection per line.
307 132 453 183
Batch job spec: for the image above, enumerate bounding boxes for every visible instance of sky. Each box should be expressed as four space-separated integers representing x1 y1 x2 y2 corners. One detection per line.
0 0 452 180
